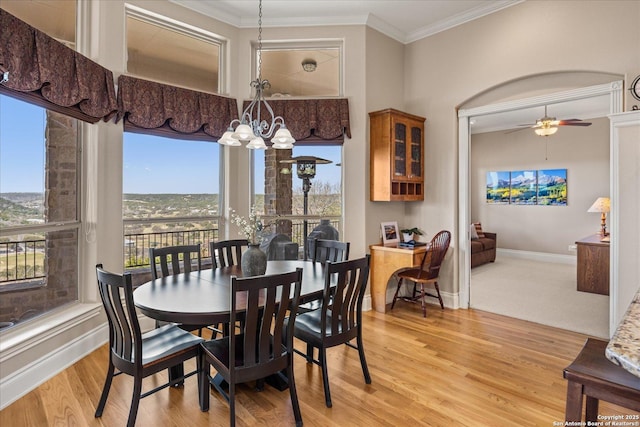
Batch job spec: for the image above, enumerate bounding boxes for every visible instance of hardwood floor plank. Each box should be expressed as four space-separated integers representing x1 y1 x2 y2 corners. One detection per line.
2 307 639 426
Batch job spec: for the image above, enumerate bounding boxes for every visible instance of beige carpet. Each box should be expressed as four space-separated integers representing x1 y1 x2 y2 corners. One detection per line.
470 255 609 338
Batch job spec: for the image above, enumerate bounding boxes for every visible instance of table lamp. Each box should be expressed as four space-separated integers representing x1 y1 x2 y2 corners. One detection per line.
587 197 610 236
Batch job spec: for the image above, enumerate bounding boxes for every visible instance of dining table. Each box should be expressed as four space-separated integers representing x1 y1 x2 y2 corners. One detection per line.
133 260 330 393
134 260 329 325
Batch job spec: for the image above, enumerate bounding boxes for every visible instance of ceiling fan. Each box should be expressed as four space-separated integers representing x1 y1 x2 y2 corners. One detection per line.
510 105 592 136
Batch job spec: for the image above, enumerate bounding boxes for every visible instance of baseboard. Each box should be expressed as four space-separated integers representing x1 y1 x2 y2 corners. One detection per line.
0 323 107 410
0 313 155 410
497 248 576 265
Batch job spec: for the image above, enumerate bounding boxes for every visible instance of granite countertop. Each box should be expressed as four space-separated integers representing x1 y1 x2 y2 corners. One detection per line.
606 286 640 378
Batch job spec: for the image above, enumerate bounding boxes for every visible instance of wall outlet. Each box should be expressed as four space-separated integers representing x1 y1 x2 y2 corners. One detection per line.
568 244 577 251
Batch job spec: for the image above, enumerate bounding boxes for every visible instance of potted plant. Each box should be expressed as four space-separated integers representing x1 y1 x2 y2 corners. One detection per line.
400 227 423 242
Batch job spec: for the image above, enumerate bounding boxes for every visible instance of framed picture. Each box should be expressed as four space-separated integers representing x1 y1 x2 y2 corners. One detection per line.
381 221 400 245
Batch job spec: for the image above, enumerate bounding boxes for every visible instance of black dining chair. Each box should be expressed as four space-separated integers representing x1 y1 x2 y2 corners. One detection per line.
95 264 203 427
199 269 304 427
289 255 371 408
149 243 201 280
149 244 214 336
209 239 249 268
298 239 349 314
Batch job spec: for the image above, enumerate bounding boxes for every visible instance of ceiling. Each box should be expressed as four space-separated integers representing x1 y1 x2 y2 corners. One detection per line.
171 0 522 44
469 95 611 134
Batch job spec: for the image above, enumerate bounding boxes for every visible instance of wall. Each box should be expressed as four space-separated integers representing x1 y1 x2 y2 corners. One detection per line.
403 0 640 297
471 117 610 254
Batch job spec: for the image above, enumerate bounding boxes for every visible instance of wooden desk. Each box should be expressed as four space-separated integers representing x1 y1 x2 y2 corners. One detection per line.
369 244 427 313
576 234 610 295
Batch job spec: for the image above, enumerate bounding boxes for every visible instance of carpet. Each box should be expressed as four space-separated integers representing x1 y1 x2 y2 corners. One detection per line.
470 255 609 338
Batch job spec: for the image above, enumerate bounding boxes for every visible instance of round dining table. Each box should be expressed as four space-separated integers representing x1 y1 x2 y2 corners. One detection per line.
134 260 328 326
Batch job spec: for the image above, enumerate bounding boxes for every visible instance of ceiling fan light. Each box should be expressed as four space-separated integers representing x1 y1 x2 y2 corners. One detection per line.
535 126 558 137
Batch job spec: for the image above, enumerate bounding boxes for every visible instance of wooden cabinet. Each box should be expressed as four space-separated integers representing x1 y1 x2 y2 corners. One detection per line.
369 109 425 201
576 234 609 295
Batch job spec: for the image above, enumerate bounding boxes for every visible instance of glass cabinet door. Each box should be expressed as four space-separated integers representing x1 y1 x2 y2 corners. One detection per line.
393 122 407 177
410 126 421 177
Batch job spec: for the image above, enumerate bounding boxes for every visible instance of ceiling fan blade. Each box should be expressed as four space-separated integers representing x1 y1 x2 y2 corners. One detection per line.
558 120 592 126
504 127 532 134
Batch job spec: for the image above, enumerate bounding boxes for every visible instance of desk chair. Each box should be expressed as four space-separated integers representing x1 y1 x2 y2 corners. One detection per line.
290 256 371 408
391 230 451 317
95 264 202 427
199 269 304 427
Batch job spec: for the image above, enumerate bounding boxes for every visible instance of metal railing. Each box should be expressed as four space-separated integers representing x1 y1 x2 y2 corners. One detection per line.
125 228 219 268
0 218 344 281
0 240 46 283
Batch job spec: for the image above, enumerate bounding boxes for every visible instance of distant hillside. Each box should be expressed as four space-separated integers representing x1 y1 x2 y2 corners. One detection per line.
0 193 43 226
123 193 220 218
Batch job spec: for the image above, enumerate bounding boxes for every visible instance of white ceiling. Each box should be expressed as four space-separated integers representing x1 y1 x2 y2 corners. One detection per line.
171 0 523 44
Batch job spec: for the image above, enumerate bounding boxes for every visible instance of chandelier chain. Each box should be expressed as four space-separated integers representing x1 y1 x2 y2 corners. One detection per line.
257 0 263 82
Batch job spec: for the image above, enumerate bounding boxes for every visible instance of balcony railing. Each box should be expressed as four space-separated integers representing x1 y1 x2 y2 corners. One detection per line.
0 218 343 280
124 217 341 268
0 240 46 283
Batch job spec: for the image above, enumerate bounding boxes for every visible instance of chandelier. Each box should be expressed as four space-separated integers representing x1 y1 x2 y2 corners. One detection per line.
218 0 295 150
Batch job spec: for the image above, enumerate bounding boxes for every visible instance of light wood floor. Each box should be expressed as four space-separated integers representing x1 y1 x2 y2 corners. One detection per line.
2 305 638 426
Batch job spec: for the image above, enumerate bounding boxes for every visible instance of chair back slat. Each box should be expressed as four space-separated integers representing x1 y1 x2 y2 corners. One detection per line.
312 239 349 264
149 244 201 279
210 239 248 268
96 264 142 366
229 269 302 378
417 231 451 280
321 256 370 341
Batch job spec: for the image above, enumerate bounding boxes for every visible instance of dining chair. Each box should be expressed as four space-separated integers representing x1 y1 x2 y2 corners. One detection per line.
95 264 203 427
199 269 304 427
149 243 201 279
209 239 249 268
298 239 350 314
390 230 451 317
149 244 214 336
289 255 371 408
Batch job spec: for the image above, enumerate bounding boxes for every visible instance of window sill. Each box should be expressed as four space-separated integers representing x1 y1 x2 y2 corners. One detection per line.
0 302 102 358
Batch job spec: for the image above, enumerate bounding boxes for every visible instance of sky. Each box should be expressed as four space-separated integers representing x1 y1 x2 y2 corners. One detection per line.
1 94 342 195
1 95 46 193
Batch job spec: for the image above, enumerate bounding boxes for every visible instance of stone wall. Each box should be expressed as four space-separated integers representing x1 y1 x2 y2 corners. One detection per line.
0 111 78 326
264 148 293 235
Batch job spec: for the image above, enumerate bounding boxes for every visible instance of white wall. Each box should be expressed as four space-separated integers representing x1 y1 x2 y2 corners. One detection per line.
471 117 610 254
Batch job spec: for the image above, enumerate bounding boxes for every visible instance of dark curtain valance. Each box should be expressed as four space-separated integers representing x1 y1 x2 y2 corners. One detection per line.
117 75 239 141
242 98 351 144
0 9 117 123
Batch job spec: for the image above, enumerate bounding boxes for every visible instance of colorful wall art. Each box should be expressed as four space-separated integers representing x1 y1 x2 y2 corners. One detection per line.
486 169 567 206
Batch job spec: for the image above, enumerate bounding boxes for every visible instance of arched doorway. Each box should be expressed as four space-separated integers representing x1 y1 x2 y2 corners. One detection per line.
457 78 623 336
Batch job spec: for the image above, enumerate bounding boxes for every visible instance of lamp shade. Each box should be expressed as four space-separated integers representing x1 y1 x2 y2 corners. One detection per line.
587 197 610 213
232 124 254 142
246 136 267 150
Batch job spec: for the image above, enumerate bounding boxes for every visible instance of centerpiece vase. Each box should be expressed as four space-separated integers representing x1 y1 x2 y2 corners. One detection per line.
241 244 267 276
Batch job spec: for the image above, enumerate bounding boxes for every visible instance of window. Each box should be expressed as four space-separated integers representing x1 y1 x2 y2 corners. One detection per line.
123 133 222 270
0 94 80 329
0 1 78 330
126 5 224 94
253 145 342 252
258 42 342 97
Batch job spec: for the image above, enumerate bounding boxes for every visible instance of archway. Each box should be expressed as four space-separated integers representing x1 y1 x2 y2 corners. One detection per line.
457 75 623 336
